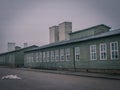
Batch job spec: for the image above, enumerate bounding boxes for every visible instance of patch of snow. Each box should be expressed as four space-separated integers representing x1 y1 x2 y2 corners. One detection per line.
2 75 21 80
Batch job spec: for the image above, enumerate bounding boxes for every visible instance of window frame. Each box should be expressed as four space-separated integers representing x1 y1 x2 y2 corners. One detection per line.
110 41 119 60
65 48 71 61
55 50 59 62
100 43 107 60
50 50 55 62
35 52 39 62
43 51 46 62
90 45 97 60
60 49 64 61
74 47 80 61
46 51 50 62
39 51 42 62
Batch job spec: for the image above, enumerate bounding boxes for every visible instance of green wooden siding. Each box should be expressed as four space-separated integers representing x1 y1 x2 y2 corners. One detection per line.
24 34 120 71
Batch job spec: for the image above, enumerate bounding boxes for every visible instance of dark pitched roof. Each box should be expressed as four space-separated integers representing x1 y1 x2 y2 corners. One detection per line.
69 24 111 34
25 29 120 52
0 45 38 55
42 29 120 47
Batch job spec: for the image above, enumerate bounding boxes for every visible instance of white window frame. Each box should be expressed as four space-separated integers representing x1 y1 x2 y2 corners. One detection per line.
26 54 29 63
43 52 46 62
100 43 107 60
26 54 28 63
31 53 34 62
46 51 50 62
27 54 29 63
55 50 59 62
35 52 39 62
110 41 119 60
28 54 30 63
39 52 42 62
60 49 64 61
29 53 31 62
29 53 33 63
90 45 97 60
75 47 80 61
65 48 71 61
50 51 54 62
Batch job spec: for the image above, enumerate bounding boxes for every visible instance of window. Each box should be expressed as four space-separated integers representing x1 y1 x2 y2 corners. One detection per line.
55 50 59 62
50 51 54 62
39 52 42 62
65 48 71 61
26 54 29 63
28 54 31 63
8 55 12 64
3 56 6 63
75 47 80 61
25 54 29 63
8 54 15 64
60 49 64 61
1 56 5 64
43 52 46 62
31 53 34 62
100 43 107 60
28 53 32 63
90 45 97 60
0 57 1 63
110 42 119 60
46 51 50 62
35 52 39 62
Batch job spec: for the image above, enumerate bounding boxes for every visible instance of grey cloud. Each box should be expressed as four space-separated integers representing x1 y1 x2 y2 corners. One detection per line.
0 0 120 53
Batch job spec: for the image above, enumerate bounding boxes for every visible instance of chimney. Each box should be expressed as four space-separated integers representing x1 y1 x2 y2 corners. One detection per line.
49 26 59 43
24 43 28 48
58 22 72 41
8 42 15 52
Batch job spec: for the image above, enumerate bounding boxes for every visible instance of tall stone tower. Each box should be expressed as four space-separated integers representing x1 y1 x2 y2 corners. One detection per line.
58 22 72 41
49 26 59 43
8 42 15 52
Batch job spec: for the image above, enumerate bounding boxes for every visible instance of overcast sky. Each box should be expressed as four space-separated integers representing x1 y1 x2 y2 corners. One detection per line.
0 0 120 53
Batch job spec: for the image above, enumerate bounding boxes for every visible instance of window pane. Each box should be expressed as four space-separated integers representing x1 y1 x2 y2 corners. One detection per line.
90 45 97 60
55 50 59 62
65 48 71 61
60 49 64 61
46 51 49 62
51 51 54 62
75 47 80 61
100 43 107 60
110 42 119 60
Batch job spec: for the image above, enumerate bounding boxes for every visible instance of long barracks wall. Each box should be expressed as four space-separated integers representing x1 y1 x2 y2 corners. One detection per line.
24 34 120 74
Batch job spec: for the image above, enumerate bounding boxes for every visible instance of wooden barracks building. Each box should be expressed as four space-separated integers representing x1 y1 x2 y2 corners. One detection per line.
0 22 120 74
0 45 38 67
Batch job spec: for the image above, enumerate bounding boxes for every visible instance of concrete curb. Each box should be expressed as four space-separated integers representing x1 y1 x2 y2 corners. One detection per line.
16 68 120 80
